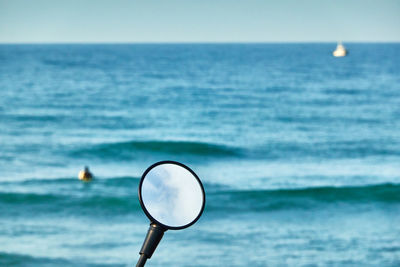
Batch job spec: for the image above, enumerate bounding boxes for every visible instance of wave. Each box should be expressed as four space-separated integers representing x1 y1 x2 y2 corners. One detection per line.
208 183 400 212
71 140 241 159
0 177 142 217
0 251 122 266
0 191 142 214
253 140 400 159
0 180 399 217
1 113 61 122
0 252 74 266
4 176 141 186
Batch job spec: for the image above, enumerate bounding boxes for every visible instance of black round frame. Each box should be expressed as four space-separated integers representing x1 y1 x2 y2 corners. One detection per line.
138 160 206 230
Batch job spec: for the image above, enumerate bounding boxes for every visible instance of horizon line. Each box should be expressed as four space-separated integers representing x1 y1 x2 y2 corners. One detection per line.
1 40 400 45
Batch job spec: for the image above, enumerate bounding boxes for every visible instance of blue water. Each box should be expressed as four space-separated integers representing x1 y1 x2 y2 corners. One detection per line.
0 43 399 266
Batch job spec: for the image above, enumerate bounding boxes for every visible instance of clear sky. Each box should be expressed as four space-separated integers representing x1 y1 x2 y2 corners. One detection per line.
0 0 399 43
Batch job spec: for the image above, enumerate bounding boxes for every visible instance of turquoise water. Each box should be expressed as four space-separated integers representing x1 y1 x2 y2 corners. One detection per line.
0 44 399 266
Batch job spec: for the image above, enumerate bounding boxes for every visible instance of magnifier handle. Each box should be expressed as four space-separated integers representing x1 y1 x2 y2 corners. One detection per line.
136 223 166 267
136 254 147 267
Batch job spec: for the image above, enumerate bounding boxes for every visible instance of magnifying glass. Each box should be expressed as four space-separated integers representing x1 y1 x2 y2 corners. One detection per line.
136 161 205 267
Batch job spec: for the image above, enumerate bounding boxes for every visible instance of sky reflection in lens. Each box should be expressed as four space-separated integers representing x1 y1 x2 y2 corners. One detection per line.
141 163 204 228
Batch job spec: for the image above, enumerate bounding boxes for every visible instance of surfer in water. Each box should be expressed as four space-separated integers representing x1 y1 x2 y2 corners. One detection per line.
78 166 93 182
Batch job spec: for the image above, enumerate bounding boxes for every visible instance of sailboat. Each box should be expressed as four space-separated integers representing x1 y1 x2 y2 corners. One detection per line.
333 42 348 57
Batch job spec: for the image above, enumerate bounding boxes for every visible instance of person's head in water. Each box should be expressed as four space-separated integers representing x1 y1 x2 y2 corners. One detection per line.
79 166 93 181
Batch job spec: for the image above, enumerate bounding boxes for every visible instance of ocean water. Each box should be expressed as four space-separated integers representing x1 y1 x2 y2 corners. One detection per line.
0 43 399 266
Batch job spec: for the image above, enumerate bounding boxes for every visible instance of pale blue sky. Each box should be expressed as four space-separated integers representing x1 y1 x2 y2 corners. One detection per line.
0 0 399 43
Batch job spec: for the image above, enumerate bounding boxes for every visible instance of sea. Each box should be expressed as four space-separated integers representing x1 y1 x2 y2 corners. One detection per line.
0 43 399 266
